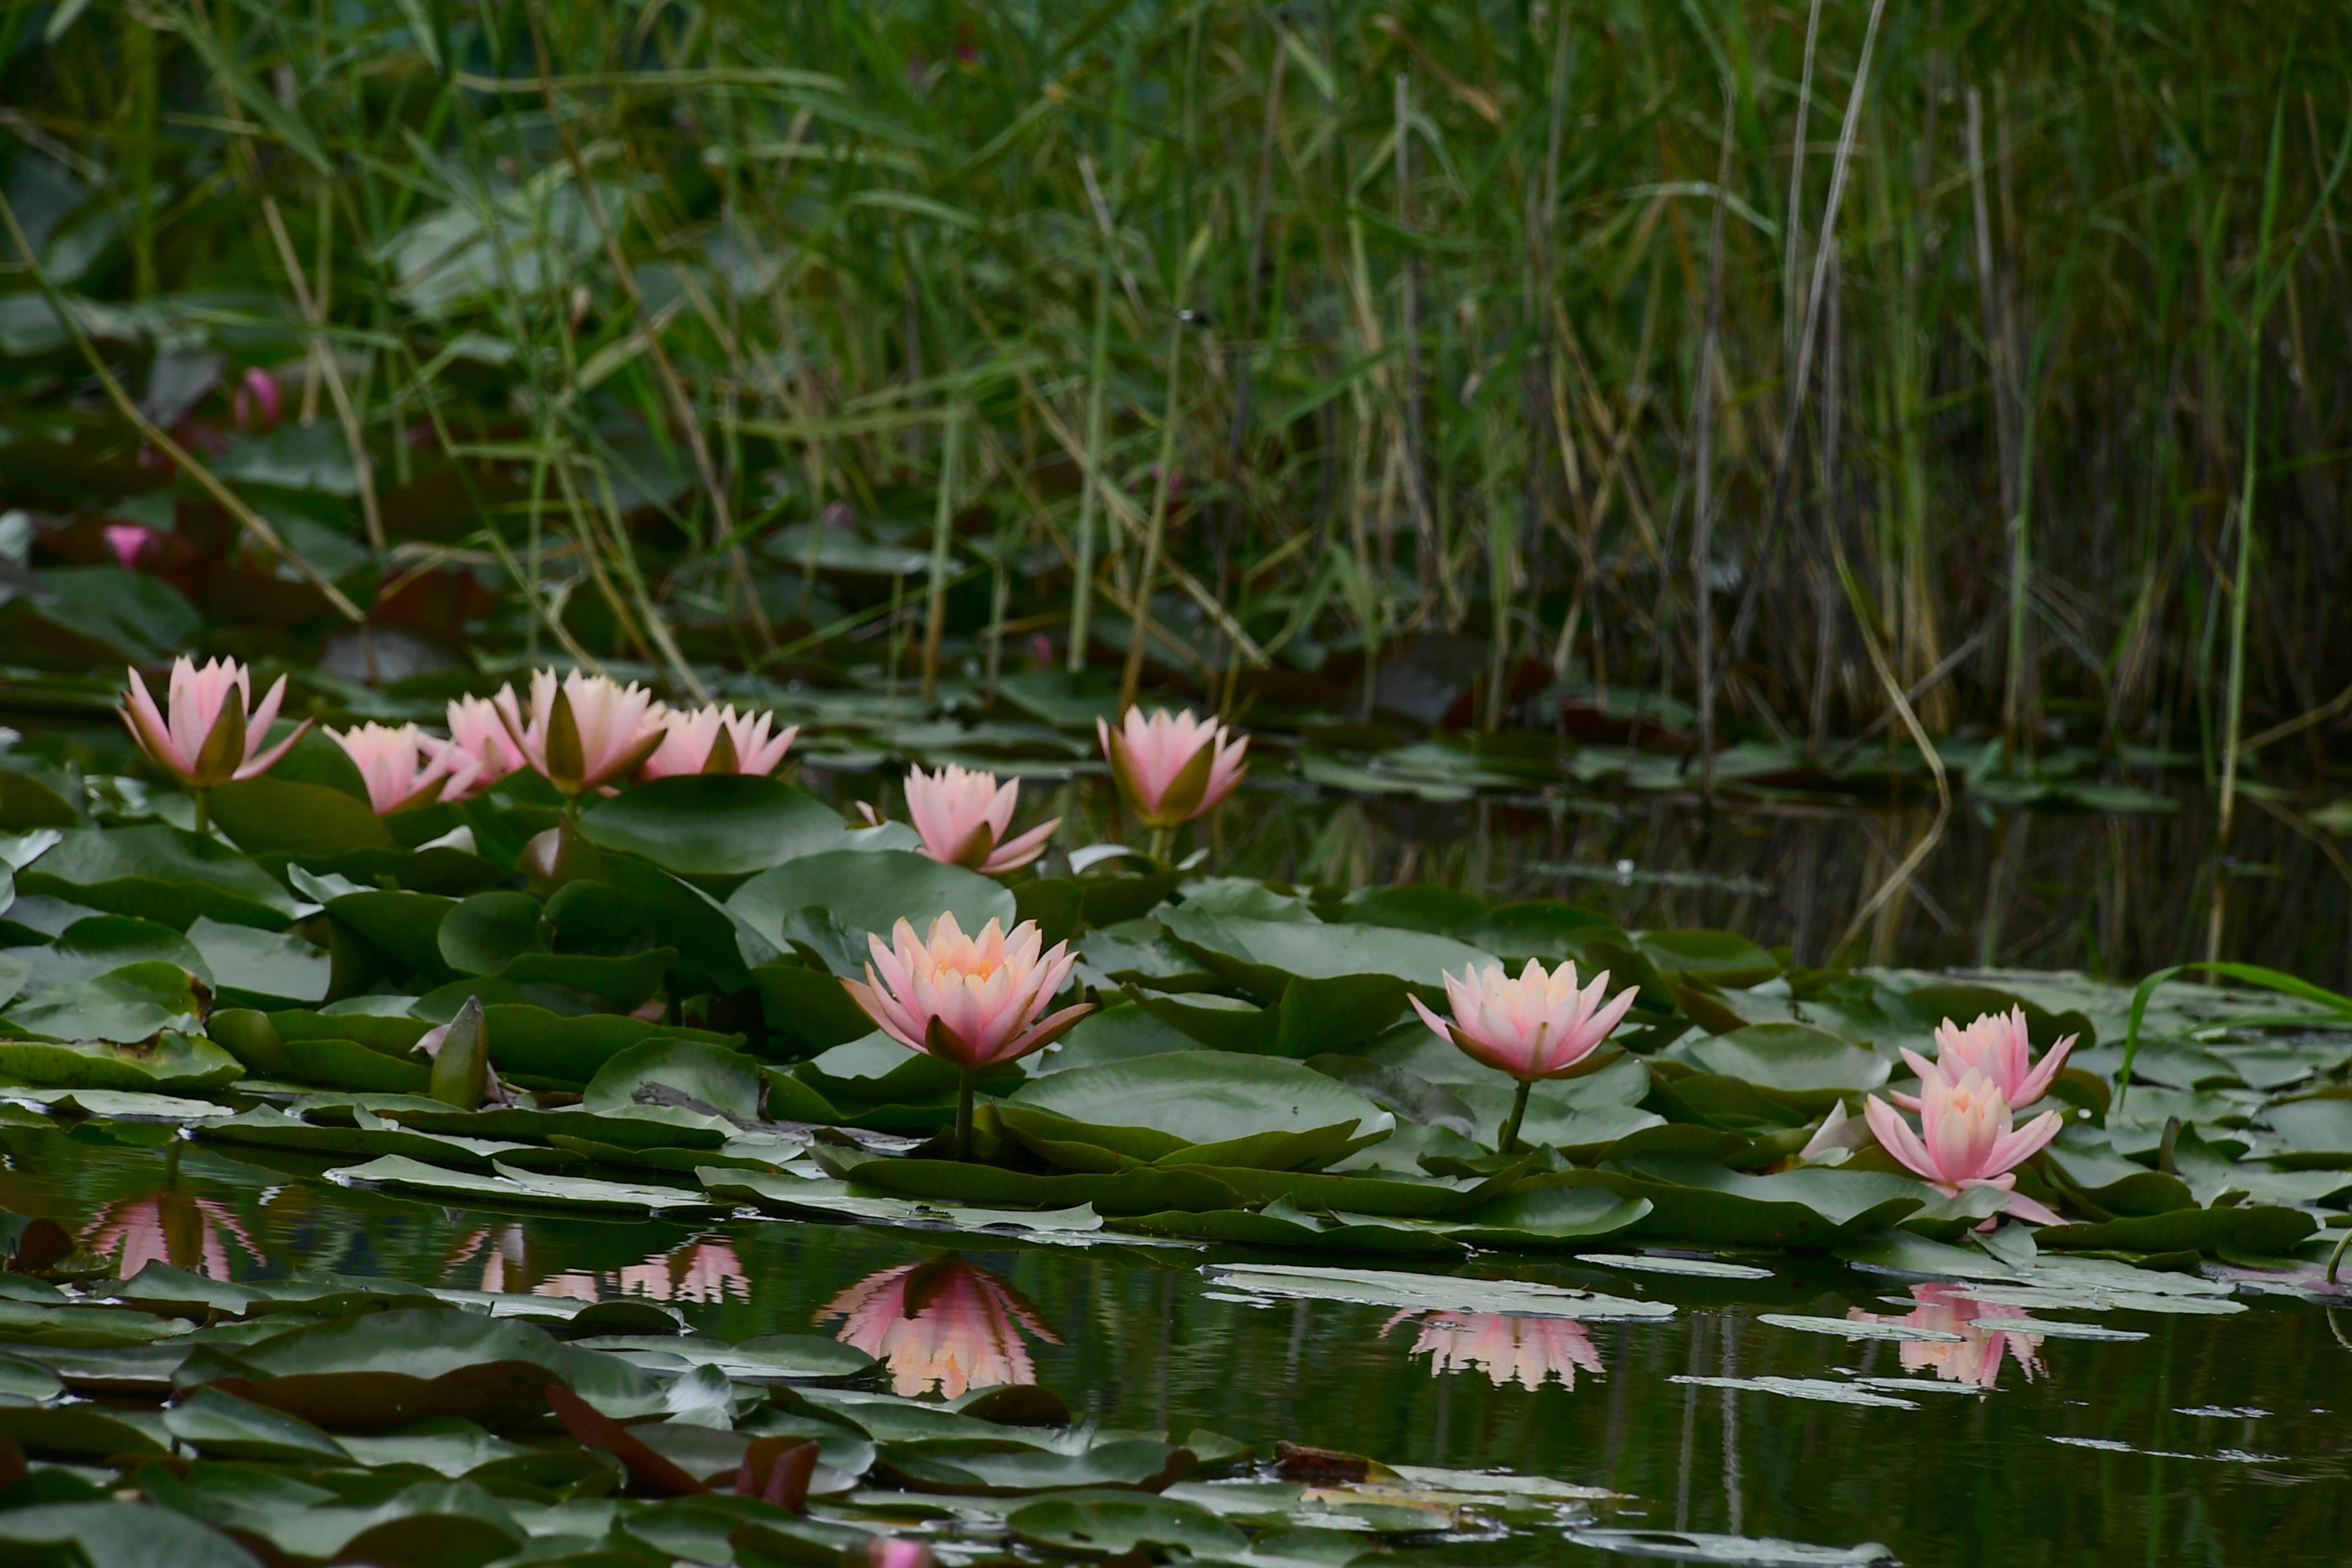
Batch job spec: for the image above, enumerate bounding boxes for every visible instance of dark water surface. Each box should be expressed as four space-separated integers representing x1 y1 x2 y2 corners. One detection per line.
12 1124 2346 1568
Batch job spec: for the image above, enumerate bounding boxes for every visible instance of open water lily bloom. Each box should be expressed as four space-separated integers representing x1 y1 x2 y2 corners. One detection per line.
902 763 1058 874
1864 1068 2065 1225
640 703 798 779
843 913 1091 1157
331 722 477 815
1893 1005 2077 1112
1096 707 1248 828
119 656 309 790
1412 957 1638 1152
494 669 667 798
443 695 527 799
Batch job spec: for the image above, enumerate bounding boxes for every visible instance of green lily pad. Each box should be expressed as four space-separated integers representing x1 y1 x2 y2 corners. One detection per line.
2034 1204 2316 1258
1678 1024 1891 1096
18 826 297 930
0 1028 241 1092
210 776 397 860
1551 1158 1933 1249
164 1384 357 1464
6 960 209 1042
812 1144 1246 1215
730 848 1016 959
1199 1263 1672 1320
12 915 204 992
204 1306 662 1429
438 891 547 976
1119 1199 1467 1257
188 917 329 1007
585 1039 763 1123
1158 909 1497 1001
1444 1186 1655 1248
330 1155 723 1218
1005 1053 1393 1170
0 1502 260 1568
877 1437 1197 1495
1638 930 1782 988
1007 1493 1250 1556
578 775 849 877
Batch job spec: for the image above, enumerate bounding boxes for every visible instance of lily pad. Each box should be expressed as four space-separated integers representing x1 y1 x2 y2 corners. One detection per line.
1006 1054 1393 1170
18 826 297 930
1199 1264 1672 1320
729 848 1015 957
578 774 849 878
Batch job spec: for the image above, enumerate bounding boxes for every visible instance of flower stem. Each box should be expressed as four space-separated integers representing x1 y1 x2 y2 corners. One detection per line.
954 1067 978 1161
1497 1077 1534 1153
1148 824 1174 863
190 789 209 836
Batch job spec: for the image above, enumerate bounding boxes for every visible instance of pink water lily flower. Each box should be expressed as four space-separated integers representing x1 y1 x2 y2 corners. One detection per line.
1096 707 1248 829
901 763 1058 874
640 703 798 779
493 669 666 797
1864 1068 2065 1226
843 912 1091 1157
1894 1006 2077 1112
119 656 310 789
330 722 478 815
1412 957 1637 1152
845 913 1089 1072
444 695 527 799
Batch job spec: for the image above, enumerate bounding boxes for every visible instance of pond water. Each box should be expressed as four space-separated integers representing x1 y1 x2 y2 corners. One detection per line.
807 769 2352 991
14 1122 2346 1567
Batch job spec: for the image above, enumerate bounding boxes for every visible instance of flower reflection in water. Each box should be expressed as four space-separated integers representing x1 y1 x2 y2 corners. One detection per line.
1384 1309 1604 1391
450 1229 748 1305
1847 1282 2047 1389
86 1193 264 1280
816 1257 1061 1397
616 1241 749 1304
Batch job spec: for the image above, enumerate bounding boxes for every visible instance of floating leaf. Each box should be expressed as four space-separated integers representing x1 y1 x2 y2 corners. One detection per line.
578 776 850 877
1008 1493 1250 1557
1569 1527 1896 1565
1006 1054 1393 1170
729 848 1015 957
1200 1264 1672 1320
18 826 296 930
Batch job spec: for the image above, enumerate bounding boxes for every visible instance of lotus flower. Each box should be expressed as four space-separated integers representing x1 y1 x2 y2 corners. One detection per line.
87 1193 264 1281
897 764 1058 874
1386 1309 1603 1391
330 722 477 815
119 657 311 807
640 703 798 780
1847 1283 2046 1389
1096 707 1248 830
1411 957 1638 1150
1864 1068 2064 1225
841 913 1092 1157
816 1259 1060 1398
444 695 528 798
1894 1006 2077 1112
493 669 667 798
